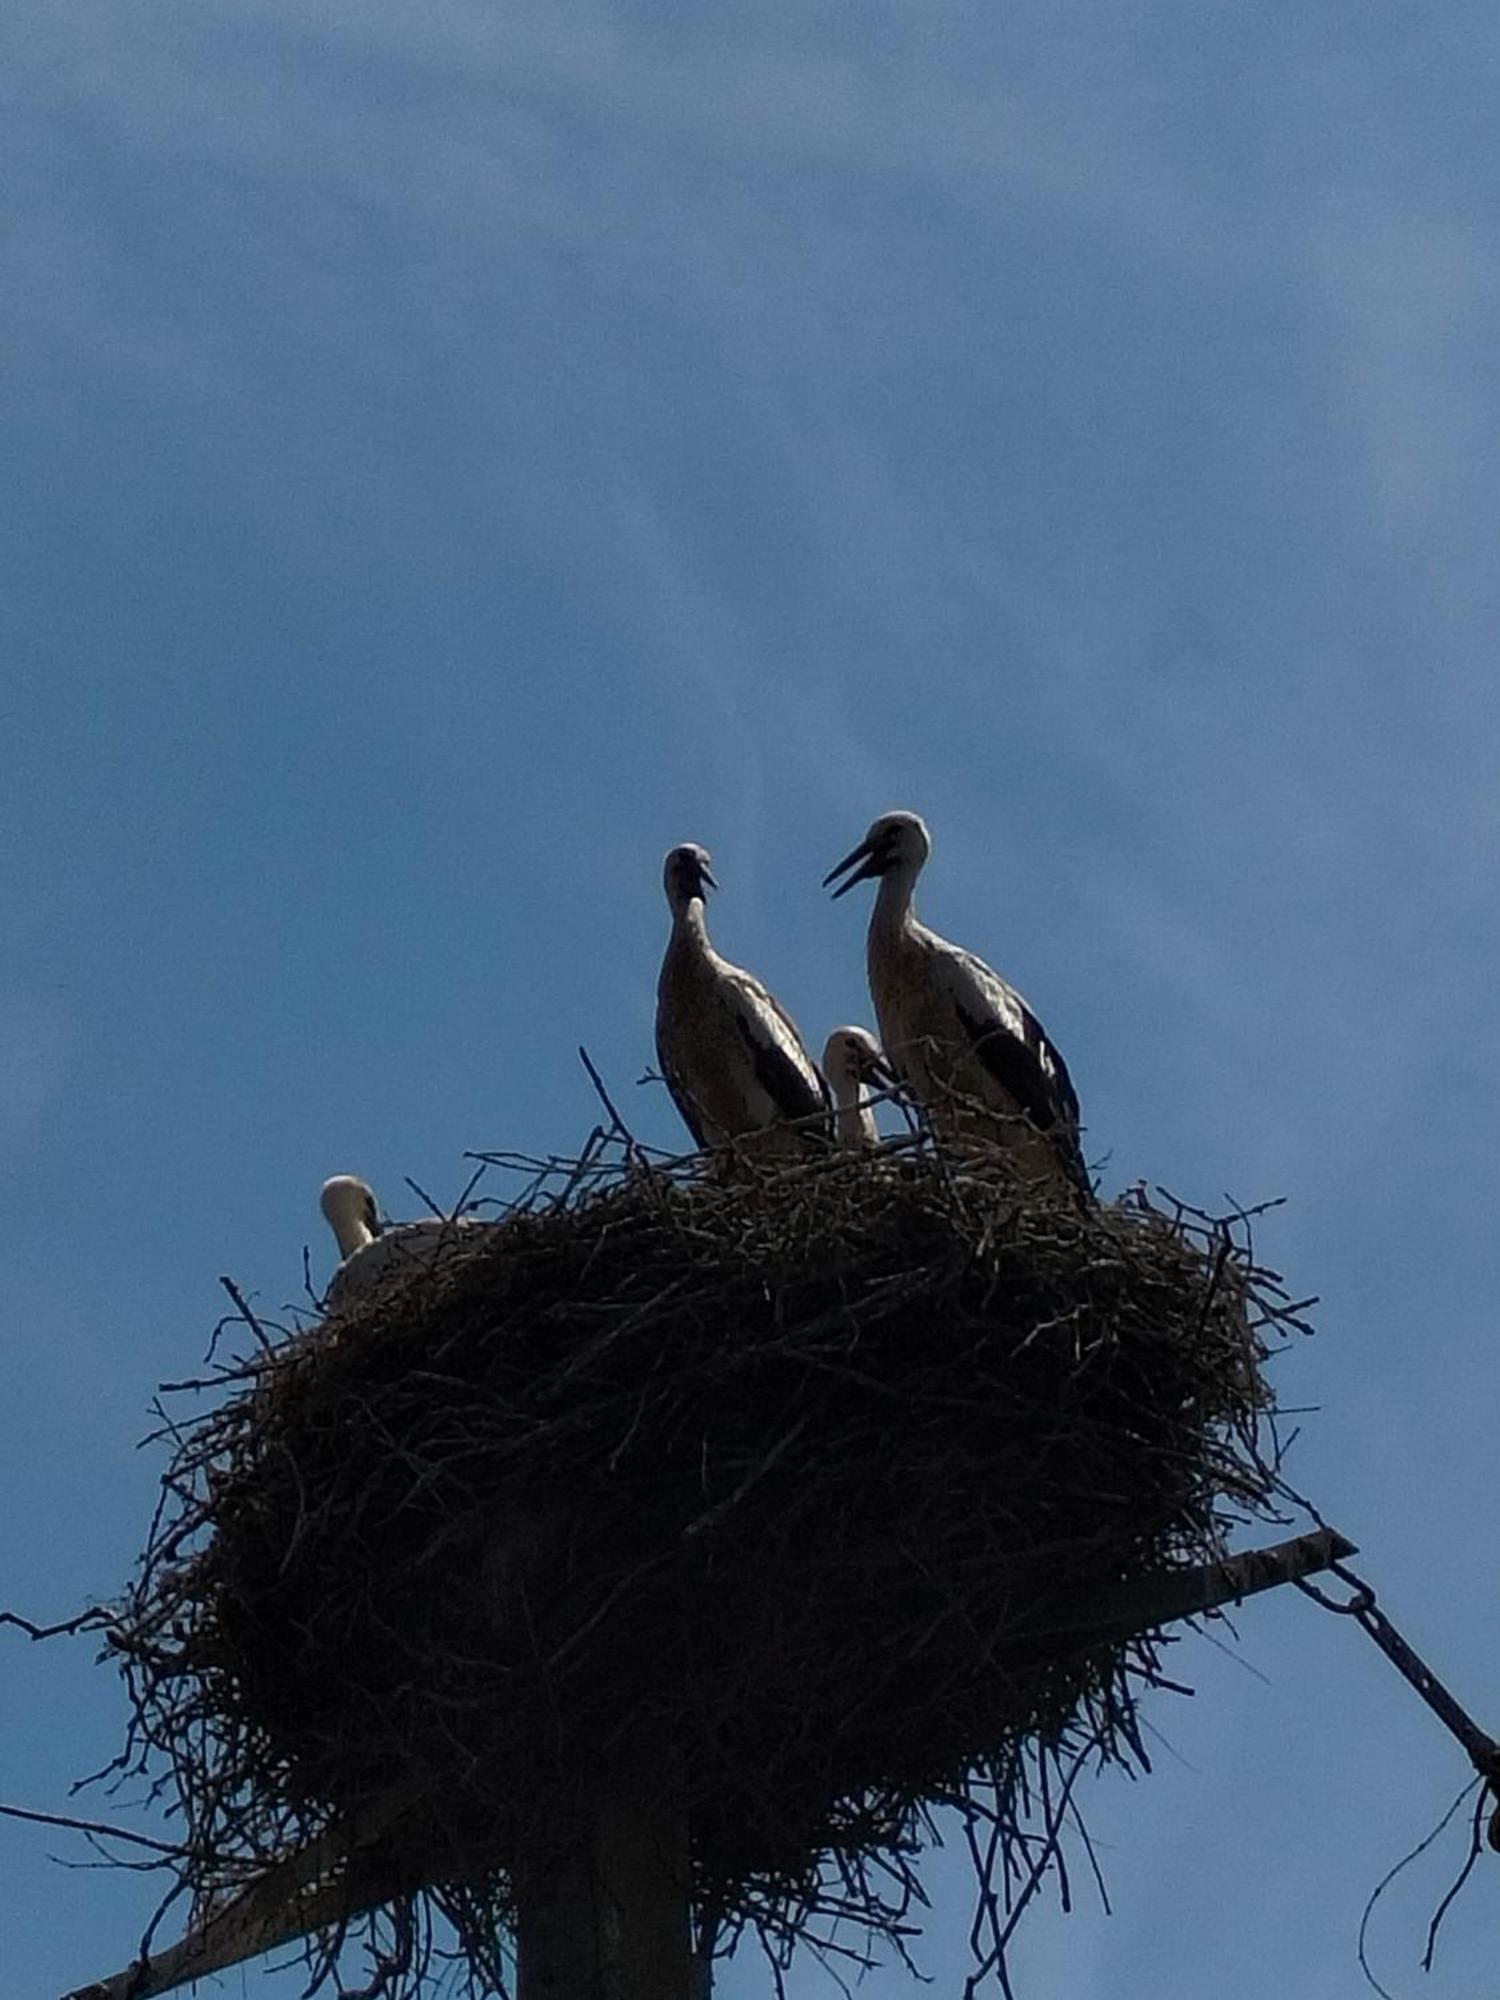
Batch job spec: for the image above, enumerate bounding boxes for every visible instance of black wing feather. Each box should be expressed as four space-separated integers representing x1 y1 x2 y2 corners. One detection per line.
953 999 1070 1131
734 1013 830 1136
1016 998 1081 1130
954 997 1089 1193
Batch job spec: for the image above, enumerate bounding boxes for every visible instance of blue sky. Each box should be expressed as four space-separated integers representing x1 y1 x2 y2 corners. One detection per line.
5 2 1500 1994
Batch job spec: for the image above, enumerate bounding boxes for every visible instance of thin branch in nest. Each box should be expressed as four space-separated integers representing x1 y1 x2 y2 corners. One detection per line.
0 1605 113 1642
330 1899 417 2000
216 1276 274 1356
964 1745 1094 2000
578 1045 649 1168
403 1165 490 1227
0 1801 192 1861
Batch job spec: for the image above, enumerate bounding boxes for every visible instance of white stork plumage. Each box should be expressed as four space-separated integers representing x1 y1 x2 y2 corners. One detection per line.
656 843 830 1159
319 1174 485 1310
823 811 1090 1196
821 1026 893 1150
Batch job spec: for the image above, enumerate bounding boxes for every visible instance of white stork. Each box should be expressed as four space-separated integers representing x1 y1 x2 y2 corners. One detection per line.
821 1026 893 1150
656 843 830 1159
319 1174 484 1310
822 811 1090 1196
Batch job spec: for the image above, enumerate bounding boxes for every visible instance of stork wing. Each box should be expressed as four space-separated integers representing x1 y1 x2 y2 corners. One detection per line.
941 949 1075 1123
729 977 830 1130
655 1031 711 1151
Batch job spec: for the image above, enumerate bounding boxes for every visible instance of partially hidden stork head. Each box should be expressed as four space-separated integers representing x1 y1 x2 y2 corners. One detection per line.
821 1025 895 1099
663 842 718 912
319 1174 382 1258
823 810 931 898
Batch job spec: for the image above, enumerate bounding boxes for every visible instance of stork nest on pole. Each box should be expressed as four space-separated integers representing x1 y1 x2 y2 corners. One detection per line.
104 1140 1306 1995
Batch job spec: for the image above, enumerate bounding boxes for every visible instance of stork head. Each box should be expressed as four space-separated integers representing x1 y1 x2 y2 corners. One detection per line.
823 810 931 898
320 1174 382 1258
663 842 718 912
821 1025 894 1100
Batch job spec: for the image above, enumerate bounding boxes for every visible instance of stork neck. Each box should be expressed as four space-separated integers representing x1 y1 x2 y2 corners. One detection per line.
672 895 712 948
834 1094 878 1149
871 863 917 933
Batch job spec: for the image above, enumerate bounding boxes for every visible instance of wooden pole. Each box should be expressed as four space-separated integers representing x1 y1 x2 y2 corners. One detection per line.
514 1745 697 2000
1007 1525 1358 1662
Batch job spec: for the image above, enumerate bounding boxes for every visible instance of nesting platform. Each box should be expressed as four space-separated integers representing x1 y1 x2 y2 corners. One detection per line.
109 1147 1298 1971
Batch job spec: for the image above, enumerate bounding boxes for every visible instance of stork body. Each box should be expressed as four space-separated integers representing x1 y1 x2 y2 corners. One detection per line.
822 1026 891 1150
656 844 829 1160
319 1174 485 1310
824 813 1089 1195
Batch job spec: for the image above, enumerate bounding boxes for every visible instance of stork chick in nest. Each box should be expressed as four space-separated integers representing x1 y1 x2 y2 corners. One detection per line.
656 843 830 1160
821 1026 895 1150
319 1174 486 1310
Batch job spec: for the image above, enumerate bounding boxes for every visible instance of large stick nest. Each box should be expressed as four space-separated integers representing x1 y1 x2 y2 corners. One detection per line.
109 1142 1303 1989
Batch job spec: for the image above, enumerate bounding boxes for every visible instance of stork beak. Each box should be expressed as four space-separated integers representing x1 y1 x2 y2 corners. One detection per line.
863 1052 897 1089
823 839 880 898
699 863 719 893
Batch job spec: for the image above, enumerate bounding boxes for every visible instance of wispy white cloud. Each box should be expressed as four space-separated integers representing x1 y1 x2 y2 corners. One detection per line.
0 1 1277 274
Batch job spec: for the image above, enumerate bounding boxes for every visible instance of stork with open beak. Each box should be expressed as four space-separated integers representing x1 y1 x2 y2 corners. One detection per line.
821 1025 894 1150
823 812 1090 1196
319 1174 486 1310
656 843 830 1160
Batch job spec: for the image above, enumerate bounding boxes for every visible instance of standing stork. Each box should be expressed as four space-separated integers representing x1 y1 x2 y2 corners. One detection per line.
319 1174 485 1310
822 812 1090 1196
821 1026 893 1150
656 843 830 1160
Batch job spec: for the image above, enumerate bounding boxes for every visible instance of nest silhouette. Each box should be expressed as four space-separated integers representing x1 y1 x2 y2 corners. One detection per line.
110 1139 1301 1989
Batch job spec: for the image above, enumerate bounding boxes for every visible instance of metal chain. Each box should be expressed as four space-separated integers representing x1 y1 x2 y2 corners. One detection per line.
1298 1557 1500 1848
